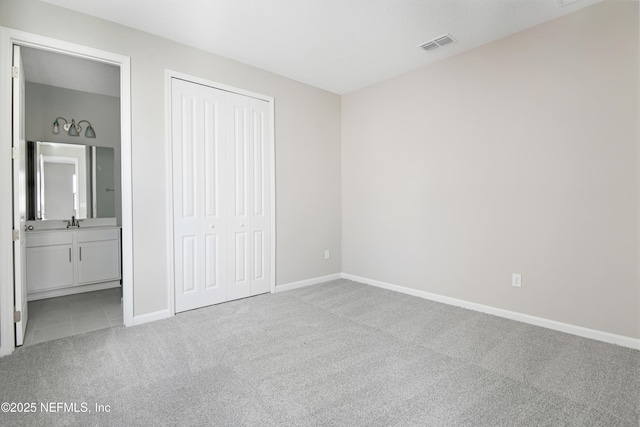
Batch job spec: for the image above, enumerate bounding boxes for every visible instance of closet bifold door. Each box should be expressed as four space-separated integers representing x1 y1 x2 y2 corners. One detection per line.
227 93 251 301
248 97 271 296
172 79 228 313
227 94 271 301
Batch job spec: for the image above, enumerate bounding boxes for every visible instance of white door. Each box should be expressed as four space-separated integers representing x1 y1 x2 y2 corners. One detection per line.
172 79 272 313
172 78 229 313
227 94 272 299
226 93 251 301
248 98 271 296
12 45 27 346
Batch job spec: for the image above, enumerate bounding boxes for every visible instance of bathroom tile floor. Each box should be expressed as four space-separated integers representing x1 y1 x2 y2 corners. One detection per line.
23 287 123 346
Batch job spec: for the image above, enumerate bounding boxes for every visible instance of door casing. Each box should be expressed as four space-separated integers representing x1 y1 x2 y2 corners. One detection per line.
165 70 276 317
0 27 133 356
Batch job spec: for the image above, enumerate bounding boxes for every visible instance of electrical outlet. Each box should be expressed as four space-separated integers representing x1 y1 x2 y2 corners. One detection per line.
324 250 330 260
512 273 522 288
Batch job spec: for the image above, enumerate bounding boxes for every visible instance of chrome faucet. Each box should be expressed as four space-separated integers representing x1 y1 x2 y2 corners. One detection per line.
65 216 81 228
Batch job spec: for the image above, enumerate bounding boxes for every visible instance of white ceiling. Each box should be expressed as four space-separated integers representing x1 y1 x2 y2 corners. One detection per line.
21 46 120 97
40 0 602 94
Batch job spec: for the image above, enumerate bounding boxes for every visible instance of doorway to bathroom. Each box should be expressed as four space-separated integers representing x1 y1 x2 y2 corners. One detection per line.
0 29 133 355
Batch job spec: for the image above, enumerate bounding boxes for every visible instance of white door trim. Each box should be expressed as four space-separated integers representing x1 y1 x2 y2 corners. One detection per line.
165 70 276 317
0 27 133 356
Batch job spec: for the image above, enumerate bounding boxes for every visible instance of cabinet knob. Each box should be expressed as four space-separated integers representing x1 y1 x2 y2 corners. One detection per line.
240 223 245 228
210 225 215 229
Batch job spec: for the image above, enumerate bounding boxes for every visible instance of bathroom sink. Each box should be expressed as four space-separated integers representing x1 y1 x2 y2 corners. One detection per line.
25 219 119 232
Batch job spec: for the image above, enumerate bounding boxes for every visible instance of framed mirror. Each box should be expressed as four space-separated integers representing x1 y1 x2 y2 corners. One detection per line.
27 141 116 220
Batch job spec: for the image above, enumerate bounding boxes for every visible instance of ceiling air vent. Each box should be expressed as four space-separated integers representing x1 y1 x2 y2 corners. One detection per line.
419 34 455 52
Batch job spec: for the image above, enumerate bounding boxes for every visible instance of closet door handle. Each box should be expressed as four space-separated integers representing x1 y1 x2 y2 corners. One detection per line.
69 248 71 262
79 247 82 261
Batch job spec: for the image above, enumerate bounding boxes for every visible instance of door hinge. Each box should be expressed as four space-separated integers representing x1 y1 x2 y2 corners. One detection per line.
11 66 19 79
11 147 19 159
12 229 19 241
14 310 21 323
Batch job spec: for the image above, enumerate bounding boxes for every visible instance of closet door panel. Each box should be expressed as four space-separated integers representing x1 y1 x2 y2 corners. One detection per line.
173 79 228 313
204 234 220 289
249 99 271 295
172 78 272 312
227 93 251 301
173 87 202 312
201 93 227 293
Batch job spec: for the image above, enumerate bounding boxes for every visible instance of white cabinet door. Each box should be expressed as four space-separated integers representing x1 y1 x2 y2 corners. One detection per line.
26 229 121 298
77 239 121 285
27 244 74 292
172 78 229 313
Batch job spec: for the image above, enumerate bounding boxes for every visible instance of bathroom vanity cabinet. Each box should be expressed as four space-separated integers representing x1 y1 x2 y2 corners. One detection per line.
26 227 121 300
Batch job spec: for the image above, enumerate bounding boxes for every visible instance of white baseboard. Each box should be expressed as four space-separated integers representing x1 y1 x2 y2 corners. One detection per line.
341 273 640 350
275 273 343 292
132 273 341 325
27 281 120 301
133 309 172 326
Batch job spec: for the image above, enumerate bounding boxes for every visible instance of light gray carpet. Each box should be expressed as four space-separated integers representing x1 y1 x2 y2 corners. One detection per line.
0 279 638 426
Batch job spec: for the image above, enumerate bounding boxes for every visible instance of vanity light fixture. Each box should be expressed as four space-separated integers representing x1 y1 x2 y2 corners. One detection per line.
52 117 96 138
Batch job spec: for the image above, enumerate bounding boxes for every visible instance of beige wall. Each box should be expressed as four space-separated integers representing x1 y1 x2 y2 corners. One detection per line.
2 0 637 340
1 0 342 316
342 1 639 338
